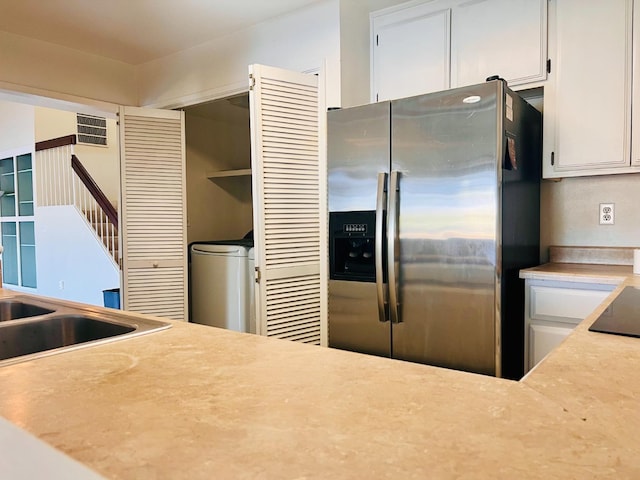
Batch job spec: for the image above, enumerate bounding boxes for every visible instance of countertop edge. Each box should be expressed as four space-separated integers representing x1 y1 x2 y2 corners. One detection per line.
519 263 632 284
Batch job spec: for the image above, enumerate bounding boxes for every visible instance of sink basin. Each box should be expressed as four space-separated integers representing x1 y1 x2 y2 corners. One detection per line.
0 295 171 366
0 315 135 361
0 300 55 322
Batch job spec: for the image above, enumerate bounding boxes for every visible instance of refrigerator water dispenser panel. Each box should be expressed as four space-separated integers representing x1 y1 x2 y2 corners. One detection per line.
329 211 382 283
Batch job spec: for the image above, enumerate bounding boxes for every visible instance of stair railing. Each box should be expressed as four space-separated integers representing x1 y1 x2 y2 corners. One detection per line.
71 154 119 263
35 135 119 265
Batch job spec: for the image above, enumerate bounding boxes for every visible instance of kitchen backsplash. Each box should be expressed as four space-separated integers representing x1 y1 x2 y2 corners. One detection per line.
540 173 640 262
549 246 636 265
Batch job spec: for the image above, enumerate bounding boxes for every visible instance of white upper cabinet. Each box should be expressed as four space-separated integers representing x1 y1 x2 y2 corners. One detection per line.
451 0 548 88
543 0 635 178
371 0 547 103
371 3 451 102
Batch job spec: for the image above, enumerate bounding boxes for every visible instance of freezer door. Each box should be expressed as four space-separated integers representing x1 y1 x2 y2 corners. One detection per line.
390 82 501 375
328 102 391 357
328 280 390 356
328 102 391 212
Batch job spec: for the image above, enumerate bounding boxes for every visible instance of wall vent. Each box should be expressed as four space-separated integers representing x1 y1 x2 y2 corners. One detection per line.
77 114 107 146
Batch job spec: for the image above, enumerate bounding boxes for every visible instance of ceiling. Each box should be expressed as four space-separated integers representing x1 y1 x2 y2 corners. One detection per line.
0 0 325 65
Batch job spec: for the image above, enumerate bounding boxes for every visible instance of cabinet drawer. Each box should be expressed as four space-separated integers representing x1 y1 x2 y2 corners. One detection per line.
529 323 573 368
530 285 611 323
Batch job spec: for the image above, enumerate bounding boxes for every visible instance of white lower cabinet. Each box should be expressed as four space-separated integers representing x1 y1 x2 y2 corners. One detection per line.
528 323 574 371
523 279 615 373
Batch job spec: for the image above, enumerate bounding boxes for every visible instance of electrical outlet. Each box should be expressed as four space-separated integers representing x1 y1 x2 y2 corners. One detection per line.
599 203 615 225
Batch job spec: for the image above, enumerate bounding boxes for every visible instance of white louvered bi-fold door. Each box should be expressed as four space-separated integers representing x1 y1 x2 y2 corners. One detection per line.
119 106 188 321
249 64 326 346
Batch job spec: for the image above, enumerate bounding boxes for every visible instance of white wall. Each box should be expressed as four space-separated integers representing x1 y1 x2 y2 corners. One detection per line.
34 107 120 202
0 100 34 152
34 205 119 306
0 30 137 106
339 1 371 108
137 0 341 108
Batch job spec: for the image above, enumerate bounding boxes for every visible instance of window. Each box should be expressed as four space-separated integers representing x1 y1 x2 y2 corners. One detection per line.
77 113 107 146
0 152 36 288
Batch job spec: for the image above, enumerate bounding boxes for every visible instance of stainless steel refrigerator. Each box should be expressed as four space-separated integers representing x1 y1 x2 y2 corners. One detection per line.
328 80 541 380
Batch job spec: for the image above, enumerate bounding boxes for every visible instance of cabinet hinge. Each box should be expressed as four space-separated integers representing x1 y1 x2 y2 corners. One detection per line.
255 266 261 283
249 74 255 91
547 59 551 74
551 151 555 166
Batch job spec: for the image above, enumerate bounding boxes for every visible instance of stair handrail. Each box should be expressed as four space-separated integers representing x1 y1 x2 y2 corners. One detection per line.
35 134 77 152
71 154 118 229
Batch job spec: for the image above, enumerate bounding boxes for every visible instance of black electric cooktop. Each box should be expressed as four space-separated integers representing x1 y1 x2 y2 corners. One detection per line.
589 286 640 338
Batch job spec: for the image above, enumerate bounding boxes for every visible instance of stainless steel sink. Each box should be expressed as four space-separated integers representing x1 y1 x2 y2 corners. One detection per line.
0 300 55 322
0 295 171 366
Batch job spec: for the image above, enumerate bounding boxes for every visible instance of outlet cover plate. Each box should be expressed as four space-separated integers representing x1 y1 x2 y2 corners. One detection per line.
599 203 615 225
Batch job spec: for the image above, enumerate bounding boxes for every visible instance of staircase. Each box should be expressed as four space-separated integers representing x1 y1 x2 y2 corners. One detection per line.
35 135 120 267
83 207 119 265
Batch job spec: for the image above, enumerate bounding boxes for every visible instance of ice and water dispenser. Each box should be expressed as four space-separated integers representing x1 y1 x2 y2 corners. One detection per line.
329 211 383 283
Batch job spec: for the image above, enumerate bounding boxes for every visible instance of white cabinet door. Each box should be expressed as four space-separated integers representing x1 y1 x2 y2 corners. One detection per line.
543 0 632 178
249 64 326 346
523 278 616 373
119 107 188 321
528 323 573 369
451 0 547 88
371 3 450 102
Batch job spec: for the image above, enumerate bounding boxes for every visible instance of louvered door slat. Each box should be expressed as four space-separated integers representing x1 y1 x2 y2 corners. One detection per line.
250 64 327 346
263 127 318 139
120 106 187 321
264 203 319 209
261 79 318 94
263 121 318 133
264 162 319 170
263 113 317 125
267 289 321 302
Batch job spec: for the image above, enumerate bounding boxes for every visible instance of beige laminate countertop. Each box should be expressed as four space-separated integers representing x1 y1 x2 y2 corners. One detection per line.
1 273 640 479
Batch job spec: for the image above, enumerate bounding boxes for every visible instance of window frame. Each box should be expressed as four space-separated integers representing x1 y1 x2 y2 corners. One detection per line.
0 147 37 290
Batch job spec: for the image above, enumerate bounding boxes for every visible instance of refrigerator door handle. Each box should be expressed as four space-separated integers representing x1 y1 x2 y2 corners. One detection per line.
388 170 400 324
375 172 388 323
